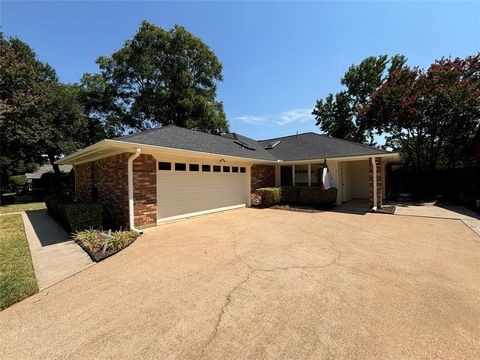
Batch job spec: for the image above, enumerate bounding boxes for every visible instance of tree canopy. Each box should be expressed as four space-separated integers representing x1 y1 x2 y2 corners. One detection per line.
0 33 104 188
312 55 407 144
313 54 480 171
362 55 480 170
82 21 228 134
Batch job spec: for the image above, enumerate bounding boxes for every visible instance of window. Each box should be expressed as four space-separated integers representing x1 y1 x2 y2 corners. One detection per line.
202 164 211 172
213 165 221 172
175 163 186 171
189 164 199 172
158 162 171 171
223 166 230 173
240 167 246 173
232 166 239 173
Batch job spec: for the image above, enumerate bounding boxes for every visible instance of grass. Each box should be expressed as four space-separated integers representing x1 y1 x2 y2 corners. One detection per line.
0 202 46 214
0 214 38 310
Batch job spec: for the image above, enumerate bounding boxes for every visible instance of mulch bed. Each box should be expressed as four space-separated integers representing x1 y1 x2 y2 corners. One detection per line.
270 204 325 213
374 205 396 215
75 236 139 262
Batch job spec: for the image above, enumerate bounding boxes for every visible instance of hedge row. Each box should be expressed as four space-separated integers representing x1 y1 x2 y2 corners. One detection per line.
45 195 103 232
254 186 337 208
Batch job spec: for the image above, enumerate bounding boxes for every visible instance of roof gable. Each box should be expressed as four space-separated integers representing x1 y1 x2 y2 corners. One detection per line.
257 132 389 161
115 125 277 161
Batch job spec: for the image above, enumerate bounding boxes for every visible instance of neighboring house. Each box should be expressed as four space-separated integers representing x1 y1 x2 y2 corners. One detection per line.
57 125 398 230
25 164 73 192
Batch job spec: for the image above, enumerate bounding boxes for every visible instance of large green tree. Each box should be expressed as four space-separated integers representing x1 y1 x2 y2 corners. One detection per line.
312 55 407 144
0 34 103 192
82 21 228 134
362 55 480 170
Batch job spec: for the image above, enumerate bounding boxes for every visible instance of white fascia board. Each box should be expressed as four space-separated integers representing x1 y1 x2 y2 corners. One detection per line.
278 152 400 164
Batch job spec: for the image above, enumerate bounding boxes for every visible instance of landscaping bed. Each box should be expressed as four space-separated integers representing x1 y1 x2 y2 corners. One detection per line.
270 204 324 213
73 229 140 262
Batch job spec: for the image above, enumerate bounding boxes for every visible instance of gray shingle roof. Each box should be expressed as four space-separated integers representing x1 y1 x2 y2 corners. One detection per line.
115 125 277 161
258 133 389 161
114 126 389 162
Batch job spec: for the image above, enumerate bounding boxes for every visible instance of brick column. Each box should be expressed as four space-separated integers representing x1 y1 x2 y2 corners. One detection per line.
369 157 382 208
251 164 275 191
133 154 157 228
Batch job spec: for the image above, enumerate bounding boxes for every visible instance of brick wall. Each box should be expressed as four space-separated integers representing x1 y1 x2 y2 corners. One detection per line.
251 164 275 191
369 157 382 207
133 154 157 228
74 153 157 229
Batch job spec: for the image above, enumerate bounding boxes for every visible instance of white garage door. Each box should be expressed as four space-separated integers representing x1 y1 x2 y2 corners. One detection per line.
157 162 247 223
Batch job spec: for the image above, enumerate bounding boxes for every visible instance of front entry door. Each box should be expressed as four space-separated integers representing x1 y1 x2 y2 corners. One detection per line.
280 166 293 186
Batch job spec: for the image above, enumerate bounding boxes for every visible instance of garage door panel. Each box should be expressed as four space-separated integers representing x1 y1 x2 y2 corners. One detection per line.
157 170 247 221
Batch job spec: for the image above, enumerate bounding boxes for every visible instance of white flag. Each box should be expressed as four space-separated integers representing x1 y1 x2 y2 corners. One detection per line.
322 166 331 189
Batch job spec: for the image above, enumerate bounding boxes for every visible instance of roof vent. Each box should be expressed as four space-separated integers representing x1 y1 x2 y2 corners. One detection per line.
265 140 280 149
234 140 256 151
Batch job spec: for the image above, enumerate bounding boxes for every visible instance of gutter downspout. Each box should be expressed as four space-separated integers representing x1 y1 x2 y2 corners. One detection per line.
371 157 377 212
128 148 142 232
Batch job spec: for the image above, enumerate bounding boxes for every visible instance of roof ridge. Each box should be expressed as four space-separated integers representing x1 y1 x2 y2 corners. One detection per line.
115 125 173 140
257 132 320 142
319 134 389 153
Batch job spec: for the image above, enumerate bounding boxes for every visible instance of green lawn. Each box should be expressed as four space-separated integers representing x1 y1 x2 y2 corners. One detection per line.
0 214 38 310
0 202 46 214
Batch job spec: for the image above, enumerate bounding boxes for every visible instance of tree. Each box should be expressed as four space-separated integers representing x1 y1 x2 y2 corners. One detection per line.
82 21 228 134
312 55 407 144
0 34 104 194
0 33 55 189
363 55 480 171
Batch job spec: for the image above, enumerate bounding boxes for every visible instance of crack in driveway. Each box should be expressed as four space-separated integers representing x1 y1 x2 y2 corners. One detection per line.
196 236 343 359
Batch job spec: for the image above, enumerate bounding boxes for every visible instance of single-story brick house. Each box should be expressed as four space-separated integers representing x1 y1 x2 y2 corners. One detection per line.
57 125 399 230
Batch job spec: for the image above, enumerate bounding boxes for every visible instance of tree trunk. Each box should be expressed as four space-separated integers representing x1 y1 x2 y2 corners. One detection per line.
47 152 61 174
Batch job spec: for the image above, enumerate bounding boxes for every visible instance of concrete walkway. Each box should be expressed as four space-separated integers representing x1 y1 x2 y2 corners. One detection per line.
395 201 480 236
21 209 93 290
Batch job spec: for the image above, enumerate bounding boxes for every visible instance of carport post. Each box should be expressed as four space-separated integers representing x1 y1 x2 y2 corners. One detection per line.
371 157 377 211
292 165 296 186
307 164 311 186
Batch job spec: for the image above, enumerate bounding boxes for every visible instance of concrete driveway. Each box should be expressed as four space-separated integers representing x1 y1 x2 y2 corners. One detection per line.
1 208 479 359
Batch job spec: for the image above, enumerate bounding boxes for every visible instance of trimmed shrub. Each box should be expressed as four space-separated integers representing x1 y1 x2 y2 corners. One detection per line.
298 187 337 208
61 203 103 232
45 194 73 220
45 195 103 232
282 186 301 203
255 187 282 207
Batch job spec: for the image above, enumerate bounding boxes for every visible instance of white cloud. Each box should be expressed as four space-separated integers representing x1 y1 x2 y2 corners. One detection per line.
234 115 267 124
234 108 314 126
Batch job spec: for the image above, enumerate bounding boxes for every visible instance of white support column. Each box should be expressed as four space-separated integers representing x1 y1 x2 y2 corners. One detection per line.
275 164 281 187
307 164 311 186
292 165 296 186
371 157 377 210
246 165 252 207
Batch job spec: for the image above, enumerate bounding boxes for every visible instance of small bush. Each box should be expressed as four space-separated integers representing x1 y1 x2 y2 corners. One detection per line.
107 230 138 251
255 187 282 207
8 175 26 193
73 229 102 251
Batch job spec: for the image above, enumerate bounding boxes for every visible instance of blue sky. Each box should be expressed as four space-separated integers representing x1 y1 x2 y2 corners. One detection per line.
2 1 479 140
